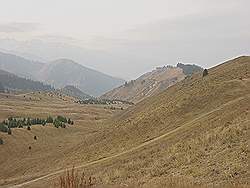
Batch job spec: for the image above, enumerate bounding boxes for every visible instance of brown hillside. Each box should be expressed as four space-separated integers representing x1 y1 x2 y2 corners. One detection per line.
0 56 249 188
71 56 250 187
101 66 186 103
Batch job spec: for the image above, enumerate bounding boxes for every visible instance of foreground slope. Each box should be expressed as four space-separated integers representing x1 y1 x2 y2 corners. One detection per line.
1 56 249 187
74 56 250 186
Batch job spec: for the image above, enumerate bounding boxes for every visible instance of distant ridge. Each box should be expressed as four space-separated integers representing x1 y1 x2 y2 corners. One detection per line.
0 51 43 79
0 52 125 96
101 63 203 103
0 69 53 92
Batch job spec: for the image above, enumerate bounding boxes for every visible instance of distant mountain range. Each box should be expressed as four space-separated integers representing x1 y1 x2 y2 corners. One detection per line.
101 64 203 103
0 69 53 92
0 51 124 96
36 59 124 96
0 51 43 79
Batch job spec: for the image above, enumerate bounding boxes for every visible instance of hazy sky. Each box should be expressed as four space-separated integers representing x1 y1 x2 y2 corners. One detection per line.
0 0 246 39
0 0 249 79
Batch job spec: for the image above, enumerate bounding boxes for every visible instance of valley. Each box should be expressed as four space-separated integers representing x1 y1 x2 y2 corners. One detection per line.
0 56 249 187
1 2 249 187
0 91 126 187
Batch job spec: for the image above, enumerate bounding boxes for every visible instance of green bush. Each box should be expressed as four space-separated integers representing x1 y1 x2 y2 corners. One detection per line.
56 115 67 123
46 116 53 123
27 118 32 126
17 120 24 128
0 123 8 133
1 116 73 131
42 121 46 126
53 119 61 128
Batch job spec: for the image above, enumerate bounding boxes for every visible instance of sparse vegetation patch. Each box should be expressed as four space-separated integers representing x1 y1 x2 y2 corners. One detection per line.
76 98 134 105
0 116 74 133
56 167 97 188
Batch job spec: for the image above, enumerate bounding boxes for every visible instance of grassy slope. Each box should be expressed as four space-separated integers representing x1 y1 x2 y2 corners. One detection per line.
101 67 185 103
0 92 118 186
0 56 249 187
74 56 250 186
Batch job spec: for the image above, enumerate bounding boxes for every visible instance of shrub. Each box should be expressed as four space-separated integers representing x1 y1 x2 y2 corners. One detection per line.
17 120 23 128
0 123 8 133
57 116 67 123
46 116 54 123
67 118 74 125
53 119 61 128
27 126 31 131
34 136 37 140
67 118 71 124
27 118 32 126
31 118 36 125
42 121 46 126
0 138 3 145
61 123 66 128
9 119 18 128
203 69 208 77
7 128 12 135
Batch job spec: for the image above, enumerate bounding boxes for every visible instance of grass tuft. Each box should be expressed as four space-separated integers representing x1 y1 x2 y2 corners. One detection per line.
56 167 96 188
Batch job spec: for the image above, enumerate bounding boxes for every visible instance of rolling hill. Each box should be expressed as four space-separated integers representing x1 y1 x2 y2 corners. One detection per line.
0 56 249 188
0 69 53 92
57 85 92 100
0 52 125 96
84 56 249 187
101 64 202 103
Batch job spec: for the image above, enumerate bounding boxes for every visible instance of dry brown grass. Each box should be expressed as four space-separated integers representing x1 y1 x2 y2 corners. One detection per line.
0 56 249 188
56 167 96 188
141 175 249 188
101 67 185 103
0 91 119 187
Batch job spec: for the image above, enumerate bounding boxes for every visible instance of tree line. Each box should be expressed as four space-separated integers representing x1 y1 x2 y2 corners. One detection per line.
0 116 74 134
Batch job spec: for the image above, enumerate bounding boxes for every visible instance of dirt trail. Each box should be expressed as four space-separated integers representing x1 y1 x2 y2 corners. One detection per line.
9 95 249 188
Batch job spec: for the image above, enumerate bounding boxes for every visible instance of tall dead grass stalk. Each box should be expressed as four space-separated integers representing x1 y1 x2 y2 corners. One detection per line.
56 167 96 188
